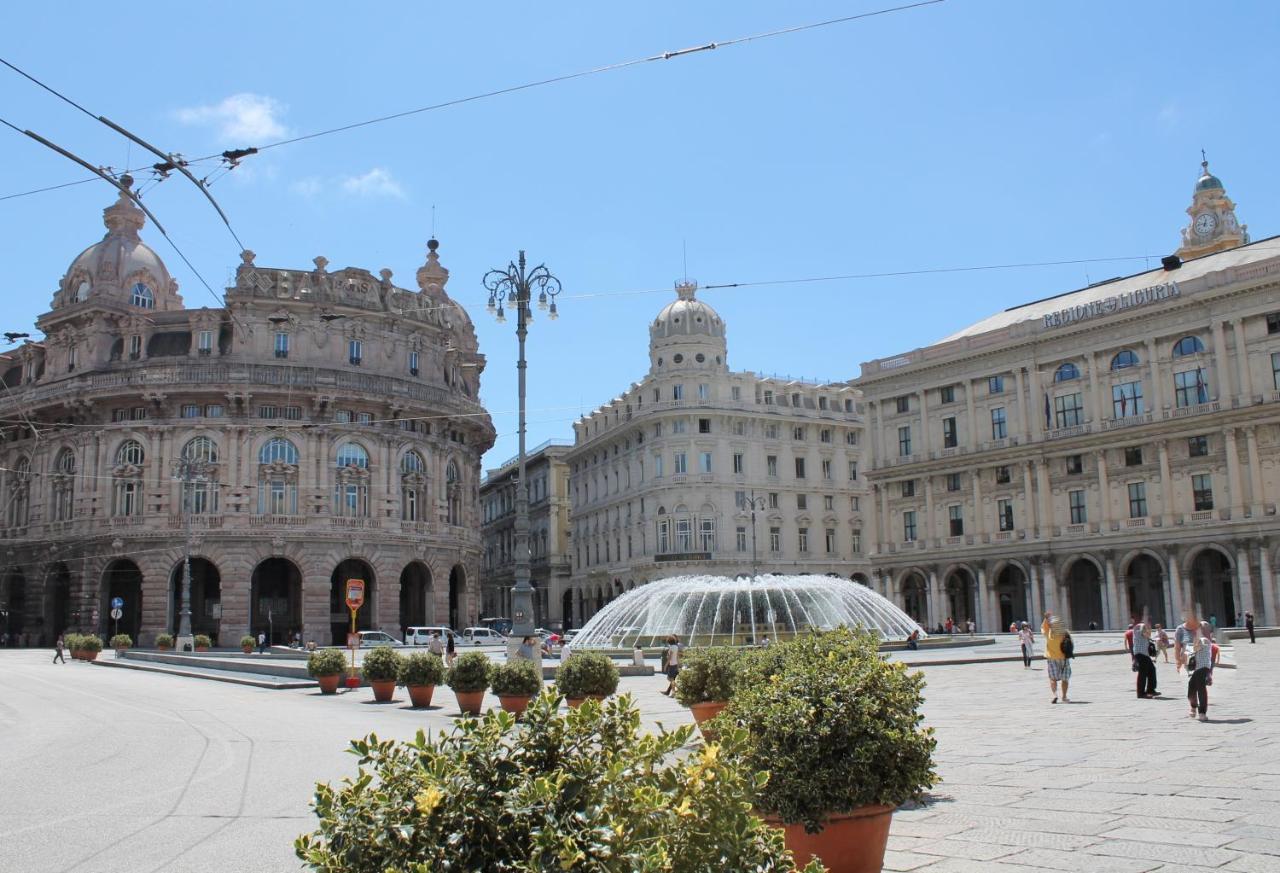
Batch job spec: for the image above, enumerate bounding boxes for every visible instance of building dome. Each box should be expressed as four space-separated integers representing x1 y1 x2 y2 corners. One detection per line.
55 178 181 311
648 280 728 373
1194 157 1224 193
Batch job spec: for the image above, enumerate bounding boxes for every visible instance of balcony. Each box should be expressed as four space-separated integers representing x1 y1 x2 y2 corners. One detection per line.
166 514 225 529
1046 422 1091 440
1102 412 1153 431
249 514 308 527
330 517 381 529
1124 517 1148 529
1169 399 1220 419
1188 510 1214 524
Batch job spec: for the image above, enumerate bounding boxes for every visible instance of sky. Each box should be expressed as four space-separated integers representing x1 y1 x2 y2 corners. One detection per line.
3 1 1278 471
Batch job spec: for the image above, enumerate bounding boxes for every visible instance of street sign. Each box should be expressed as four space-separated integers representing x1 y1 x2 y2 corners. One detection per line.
345 579 365 610
110 608 122 620
111 597 124 609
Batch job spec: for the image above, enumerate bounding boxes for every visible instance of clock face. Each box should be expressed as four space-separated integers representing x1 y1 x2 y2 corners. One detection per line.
1193 212 1218 237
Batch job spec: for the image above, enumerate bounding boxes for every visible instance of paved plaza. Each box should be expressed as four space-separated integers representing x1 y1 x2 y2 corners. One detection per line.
0 639 1276 872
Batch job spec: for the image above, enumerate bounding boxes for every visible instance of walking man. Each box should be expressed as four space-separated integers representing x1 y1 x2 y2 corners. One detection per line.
1131 622 1158 698
257 631 267 654
1044 618 1071 703
53 635 66 664
1245 611 1256 644
428 631 445 658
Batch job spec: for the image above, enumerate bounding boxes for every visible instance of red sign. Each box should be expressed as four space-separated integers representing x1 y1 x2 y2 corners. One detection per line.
345 579 365 610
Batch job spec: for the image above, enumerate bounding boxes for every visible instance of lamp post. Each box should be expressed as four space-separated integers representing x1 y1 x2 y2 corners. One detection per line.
172 457 208 650
742 491 768 578
484 251 561 657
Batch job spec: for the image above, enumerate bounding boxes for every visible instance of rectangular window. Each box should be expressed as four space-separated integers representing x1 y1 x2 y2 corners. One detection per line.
824 494 834 511
348 339 362 365
848 461 858 481
794 457 806 479
765 424 779 440
698 418 711 434
657 519 670 553
948 504 963 536
733 421 746 436
676 518 693 551
901 480 916 498
850 496 860 512
132 406 148 420
818 396 829 410
1128 482 1147 518
851 531 862 553
898 425 912 457
736 527 747 552
334 409 352 423
946 473 961 492
820 428 832 444
768 492 779 509
791 393 801 407
845 431 858 446
274 332 289 358
1272 352 1280 390
940 385 956 404
1069 489 1087 524
654 422 662 437
767 455 778 477
128 335 142 359
698 383 709 400
997 498 1014 531
409 350 419 375
763 390 774 405
1112 381 1144 418
903 511 917 542
1054 392 1084 428
769 527 781 552
1188 435 1209 457
793 426 805 441
821 459 832 481
1192 474 1214 511
988 375 1004 394
734 490 747 509
995 465 1011 484
204 404 224 418
942 416 958 448
180 404 200 418
1066 454 1083 475
112 408 129 423
700 451 713 474
825 528 837 554
798 527 809 552
1125 446 1143 467
672 419 687 434
672 384 683 401
198 330 214 355
1173 368 1209 407
844 398 854 413
1267 312 1280 334
895 396 910 414
991 407 1007 440
699 517 716 551
796 494 808 511
654 454 664 478
731 386 742 401
674 452 687 475
733 453 744 475
258 405 279 419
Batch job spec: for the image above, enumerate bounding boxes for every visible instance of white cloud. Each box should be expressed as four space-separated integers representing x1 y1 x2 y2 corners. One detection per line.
175 93 288 143
339 167 405 200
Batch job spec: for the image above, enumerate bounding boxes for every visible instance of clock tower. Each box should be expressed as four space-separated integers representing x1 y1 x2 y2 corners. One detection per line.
1176 153 1248 260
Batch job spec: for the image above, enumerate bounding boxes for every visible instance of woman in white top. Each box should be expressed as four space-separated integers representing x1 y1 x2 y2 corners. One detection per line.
1018 622 1034 669
661 635 682 696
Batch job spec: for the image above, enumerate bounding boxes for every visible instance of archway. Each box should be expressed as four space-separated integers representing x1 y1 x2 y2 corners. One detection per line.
399 562 433 634
575 588 585 626
995 564 1028 630
1125 554 1166 627
45 562 72 642
594 586 605 615
561 589 574 630
169 558 222 642
1065 559 1105 630
102 559 143 641
447 565 466 631
944 569 975 627
251 558 302 645
2 568 27 644
332 559 376 645
901 572 928 625
1189 549 1235 627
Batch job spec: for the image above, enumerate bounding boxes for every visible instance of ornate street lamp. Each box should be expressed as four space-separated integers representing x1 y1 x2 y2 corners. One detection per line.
173 457 209 650
484 252 561 655
741 491 769 578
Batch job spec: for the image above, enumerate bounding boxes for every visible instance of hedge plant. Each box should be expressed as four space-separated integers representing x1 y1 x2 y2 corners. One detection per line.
64 633 83 651
726 628 937 833
78 634 104 653
156 633 175 648
360 645 403 682
555 651 619 699
446 651 492 693
307 648 349 678
490 658 542 697
110 634 133 650
673 646 741 707
194 634 213 649
295 693 824 873
399 651 446 687
240 635 256 649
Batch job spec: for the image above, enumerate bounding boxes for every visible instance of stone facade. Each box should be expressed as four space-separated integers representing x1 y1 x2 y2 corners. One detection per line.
856 162 1280 632
564 281 869 628
479 441 573 630
0 186 494 647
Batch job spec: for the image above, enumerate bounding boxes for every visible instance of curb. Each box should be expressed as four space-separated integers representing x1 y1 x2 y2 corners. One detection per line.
93 657 316 689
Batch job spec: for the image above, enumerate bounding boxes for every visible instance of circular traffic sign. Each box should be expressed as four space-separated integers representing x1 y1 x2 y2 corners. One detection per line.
110 608 123 620
111 597 124 609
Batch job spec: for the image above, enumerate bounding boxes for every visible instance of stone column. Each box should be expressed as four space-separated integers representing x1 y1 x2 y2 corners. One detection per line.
972 470 984 539
1236 543 1256 625
1036 461 1052 539
976 563 993 632
1029 365 1045 439
879 484 891 551
924 476 935 545
1028 560 1042 626
1088 351 1104 425
1165 548 1182 627
302 567 332 645
1022 461 1037 536
919 389 931 458
1013 367 1028 440
866 485 880 556
1244 426 1264 517
1232 318 1254 400
965 380 978 450
928 567 942 629
1224 428 1245 520
1258 543 1275 627
1102 552 1120 629
1145 337 1165 415
1157 440 1173 527
1211 319 1234 403
1096 450 1111 530
1040 559 1058 618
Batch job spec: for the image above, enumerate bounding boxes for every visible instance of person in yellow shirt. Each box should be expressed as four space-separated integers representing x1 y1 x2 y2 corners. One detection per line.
1043 614 1071 703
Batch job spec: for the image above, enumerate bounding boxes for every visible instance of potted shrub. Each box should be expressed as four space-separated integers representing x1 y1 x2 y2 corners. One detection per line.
490 659 542 716
674 646 741 731
240 635 255 654
399 651 446 708
308 648 349 695
194 634 213 652
65 633 83 660
79 634 104 662
727 628 937 873
554 650 618 707
156 633 174 652
362 645 404 703
446 651 492 715
296 694 823 872
110 633 132 655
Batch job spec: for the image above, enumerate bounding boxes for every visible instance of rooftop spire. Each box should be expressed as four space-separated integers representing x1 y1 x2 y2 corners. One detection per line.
102 174 145 238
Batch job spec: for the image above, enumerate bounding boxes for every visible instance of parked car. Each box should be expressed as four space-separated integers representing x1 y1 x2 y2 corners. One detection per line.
356 631 402 648
462 627 507 646
562 629 580 644
404 626 456 647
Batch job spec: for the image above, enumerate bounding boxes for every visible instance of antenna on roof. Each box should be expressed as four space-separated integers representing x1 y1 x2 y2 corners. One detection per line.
682 239 688 282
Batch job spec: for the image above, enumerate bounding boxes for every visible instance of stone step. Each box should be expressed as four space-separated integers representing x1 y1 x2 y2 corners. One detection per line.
94 657 316 689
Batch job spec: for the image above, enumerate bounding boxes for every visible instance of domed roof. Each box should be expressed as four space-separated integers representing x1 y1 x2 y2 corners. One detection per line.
56 178 180 310
651 280 724 340
1195 157 1223 192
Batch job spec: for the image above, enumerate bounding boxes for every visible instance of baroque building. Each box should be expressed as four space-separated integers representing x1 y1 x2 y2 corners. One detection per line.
563 281 869 628
479 440 573 629
856 160 1279 632
0 183 494 646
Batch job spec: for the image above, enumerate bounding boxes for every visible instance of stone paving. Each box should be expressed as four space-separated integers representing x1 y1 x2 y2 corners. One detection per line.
0 638 1275 872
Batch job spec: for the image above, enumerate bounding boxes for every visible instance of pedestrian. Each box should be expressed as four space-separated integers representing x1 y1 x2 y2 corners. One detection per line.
945 617 954 635
1009 621 1018 633
1209 614 1218 635
1018 621 1034 669
1156 624 1171 663
761 635 772 647
53 635 66 664
906 628 920 651
1088 620 1098 631
516 635 536 661
1131 622 1158 699
257 631 267 654
1124 621 1135 658
1197 620 1222 717
1182 619 1216 722
1044 618 1071 703
967 618 976 636
661 634 682 696
445 631 457 667
1245 611 1255 644
428 631 444 657
1175 607 1205 719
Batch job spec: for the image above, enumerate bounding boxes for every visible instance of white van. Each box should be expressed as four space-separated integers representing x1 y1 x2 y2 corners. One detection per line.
462 627 507 646
405 626 455 647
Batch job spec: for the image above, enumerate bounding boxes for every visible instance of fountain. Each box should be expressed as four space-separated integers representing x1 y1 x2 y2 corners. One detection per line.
570 574 925 650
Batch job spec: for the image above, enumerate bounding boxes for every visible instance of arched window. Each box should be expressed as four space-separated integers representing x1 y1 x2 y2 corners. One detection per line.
1172 335 1205 357
1053 362 1080 383
182 436 218 463
180 438 220 514
55 448 76 473
74 280 90 303
336 443 369 469
115 440 145 466
7 455 32 527
445 459 462 525
334 443 371 517
1110 349 1139 370
130 282 155 308
259 438 299 465
52 448 76 522
400 451 428 523
400 451 425 474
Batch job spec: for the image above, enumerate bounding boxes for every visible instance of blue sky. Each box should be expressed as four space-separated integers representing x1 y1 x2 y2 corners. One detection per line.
3 1 1277 469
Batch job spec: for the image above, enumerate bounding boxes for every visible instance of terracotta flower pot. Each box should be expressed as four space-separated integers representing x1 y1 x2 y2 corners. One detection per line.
242 645 253 654
765 805 894 873
158 645 172 652
370 679 397 703
84 650 98 661
195 646 210 653
689 700 729 738
316 674 341 694
565 694 608 709
498 694 532 716
407 684 436 708
454 689 485 715
70 650 83 661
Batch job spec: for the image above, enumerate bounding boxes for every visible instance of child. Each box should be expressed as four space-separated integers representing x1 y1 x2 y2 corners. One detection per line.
1155 624 1170 663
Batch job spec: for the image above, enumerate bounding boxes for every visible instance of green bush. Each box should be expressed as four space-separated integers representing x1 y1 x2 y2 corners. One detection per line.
79 634 104 653
109 634 132 649
295 693 823 873
490 658 543 697
156 633 175 648
361 645 403 682
194 634 213 649
64 633 83 651
727 628 937 832
240 635 256 648
308 648 349 678
446 651 492 693
673 646 741 707
399 651 446 687
555 651 619 699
